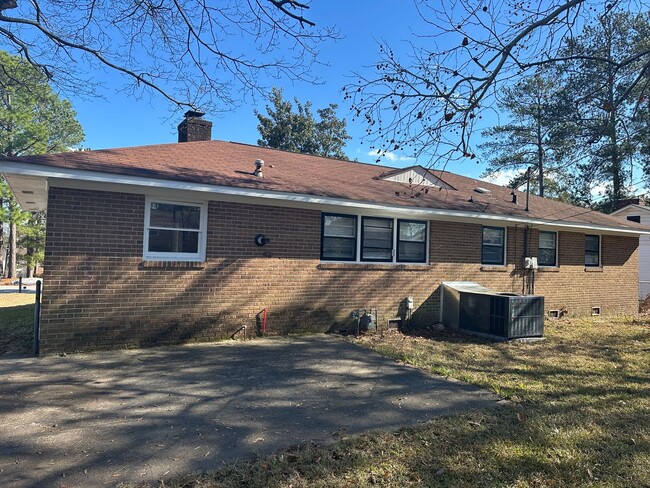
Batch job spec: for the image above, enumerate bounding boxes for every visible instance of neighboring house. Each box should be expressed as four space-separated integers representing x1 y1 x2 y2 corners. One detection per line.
611 198 650 299
0 112 647 354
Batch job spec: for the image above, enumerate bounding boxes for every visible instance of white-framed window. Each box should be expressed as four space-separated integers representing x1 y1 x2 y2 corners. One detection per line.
320 213 428 264
585 234 601 267
481 226 506 266
143 197 207 262
538 231 558 267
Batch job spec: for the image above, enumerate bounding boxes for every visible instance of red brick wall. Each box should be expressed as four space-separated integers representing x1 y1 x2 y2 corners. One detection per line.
40 187 639 353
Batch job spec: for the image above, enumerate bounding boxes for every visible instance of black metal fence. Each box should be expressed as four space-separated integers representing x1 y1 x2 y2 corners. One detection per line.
33 281 41 356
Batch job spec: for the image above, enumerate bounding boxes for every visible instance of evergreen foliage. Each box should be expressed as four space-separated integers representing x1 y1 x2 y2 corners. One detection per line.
256 88 350 160
0 51 84 277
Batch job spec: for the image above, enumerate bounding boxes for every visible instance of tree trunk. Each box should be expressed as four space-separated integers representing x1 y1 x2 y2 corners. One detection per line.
606 69 621 201
604 18 622 202
610 113 621 201
536 106 545 197
7 220 16 278
26 247 34 277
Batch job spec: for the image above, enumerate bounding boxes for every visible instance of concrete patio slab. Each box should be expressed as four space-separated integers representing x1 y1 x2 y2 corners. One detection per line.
0 335 500 487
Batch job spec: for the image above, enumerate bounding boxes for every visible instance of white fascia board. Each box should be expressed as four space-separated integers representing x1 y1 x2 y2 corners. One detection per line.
610 204 650 216
2 160 650 236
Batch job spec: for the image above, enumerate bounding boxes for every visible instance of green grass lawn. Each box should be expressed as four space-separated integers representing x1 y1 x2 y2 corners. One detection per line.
0 293 35 355
132 316 650 488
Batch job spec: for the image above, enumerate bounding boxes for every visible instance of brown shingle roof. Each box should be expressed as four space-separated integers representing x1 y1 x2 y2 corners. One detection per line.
7 139 645 231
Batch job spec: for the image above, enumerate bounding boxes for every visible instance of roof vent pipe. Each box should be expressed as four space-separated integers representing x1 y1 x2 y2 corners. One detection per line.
511 191 518 204
254 159 264 177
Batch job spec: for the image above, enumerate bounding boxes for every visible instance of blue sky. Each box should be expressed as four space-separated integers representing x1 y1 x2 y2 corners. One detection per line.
69 1 495 180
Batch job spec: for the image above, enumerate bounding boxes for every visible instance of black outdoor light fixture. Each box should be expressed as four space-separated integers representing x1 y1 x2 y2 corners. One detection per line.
255 234 270 246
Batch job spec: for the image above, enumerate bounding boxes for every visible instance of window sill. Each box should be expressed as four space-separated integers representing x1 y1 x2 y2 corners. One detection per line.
584 267 603 272
140 261 206 270
537 267 560 273
480 265 508 272
318 262 430 271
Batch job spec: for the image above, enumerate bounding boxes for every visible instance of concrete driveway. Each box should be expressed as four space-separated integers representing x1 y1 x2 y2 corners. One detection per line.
0 335 500 487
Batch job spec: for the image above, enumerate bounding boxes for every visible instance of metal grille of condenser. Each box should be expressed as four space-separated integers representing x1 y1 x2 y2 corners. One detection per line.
508 297 545 338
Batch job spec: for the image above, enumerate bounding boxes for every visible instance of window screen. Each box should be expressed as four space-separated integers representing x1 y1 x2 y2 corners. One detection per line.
321 214 357 261
397 220 427 263
538 231 557 267
362 217 394 261
146 201 203 258
585 235 600 267
482 226 505 265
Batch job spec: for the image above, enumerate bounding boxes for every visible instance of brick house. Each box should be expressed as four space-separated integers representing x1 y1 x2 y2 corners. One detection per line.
611 198 650 299
1 113 647 354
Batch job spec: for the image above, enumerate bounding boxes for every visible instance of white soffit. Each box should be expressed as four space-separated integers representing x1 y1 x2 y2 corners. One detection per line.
3 174 48 211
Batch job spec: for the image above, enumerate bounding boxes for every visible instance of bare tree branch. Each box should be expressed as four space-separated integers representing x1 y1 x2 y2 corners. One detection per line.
346 0 650 168
0 0 337 111
268 0 314 27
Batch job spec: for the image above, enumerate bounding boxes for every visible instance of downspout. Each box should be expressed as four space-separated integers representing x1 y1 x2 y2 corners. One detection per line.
524 226 529 262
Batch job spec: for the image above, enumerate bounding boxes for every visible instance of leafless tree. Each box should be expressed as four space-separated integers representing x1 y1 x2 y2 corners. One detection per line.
345 0 650 166
0 0 337 110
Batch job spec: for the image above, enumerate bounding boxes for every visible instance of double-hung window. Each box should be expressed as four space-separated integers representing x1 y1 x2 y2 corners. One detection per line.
321 214 357 261
482 226 506 265
538 231 557 267
320 213 427 264
144 198 207 261
585 234 600 267
397 220 427 263
361 217 394 262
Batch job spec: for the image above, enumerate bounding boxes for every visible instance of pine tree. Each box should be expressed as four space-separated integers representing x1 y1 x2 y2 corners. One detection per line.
256 88 351 160
558 12 650 208
0 51 84 278
480 72 574 198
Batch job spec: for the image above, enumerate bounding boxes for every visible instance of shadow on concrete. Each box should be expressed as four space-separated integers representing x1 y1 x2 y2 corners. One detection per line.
0 336 499 487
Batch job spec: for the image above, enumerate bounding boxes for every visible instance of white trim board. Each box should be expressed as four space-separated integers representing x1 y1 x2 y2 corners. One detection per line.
611 204 650 216
2 161 650 236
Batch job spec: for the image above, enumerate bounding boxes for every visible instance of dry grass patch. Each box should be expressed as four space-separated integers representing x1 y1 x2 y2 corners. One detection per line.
0 292 35 355
0 292 36 307
128 317 650 488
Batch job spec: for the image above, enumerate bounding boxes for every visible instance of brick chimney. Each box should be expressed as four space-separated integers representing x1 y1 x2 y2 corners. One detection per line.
614 196 646 211
177 110 212 142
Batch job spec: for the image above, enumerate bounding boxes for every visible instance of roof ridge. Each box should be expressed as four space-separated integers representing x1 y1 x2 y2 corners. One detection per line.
15 138 405 172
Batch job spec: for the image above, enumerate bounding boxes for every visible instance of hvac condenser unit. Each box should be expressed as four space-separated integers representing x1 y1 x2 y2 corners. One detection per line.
441 282 544 340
